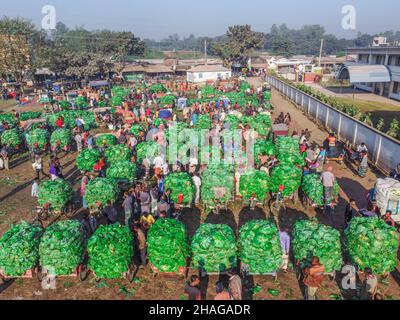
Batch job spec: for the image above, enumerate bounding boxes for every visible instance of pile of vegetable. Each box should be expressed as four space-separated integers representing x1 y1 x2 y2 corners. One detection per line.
39 220 86 276
106 161 137 181
25 128 50 148
19 111 42 121
223 115 241 129
150 83 167 94
0 113 17 126
112 96 124 107
0 222 43 276
164 173 195 205
345 217 399 275
59 100 71 110
136 141 161 163
50 128 72 148
147 219 189 273
153 118 167 128
95 134 117 147
240 81 251 92
85 178 119 208
201 86 215 97
191 224 237 273
112 86 129 98
46 111 97 130
292 219 343 272
276 136 304 166
130 124 145 137
194 115 212 130
254 139 275 164
1 128 22 147
160 95 176 106
201 164 234 207
239 170 270 201
75 96 88 109
270 164 302 197
238 220 282 273
105 144 131 163
87 223 134 279
76 148 101 171
38 179 73 211
302 174 339 206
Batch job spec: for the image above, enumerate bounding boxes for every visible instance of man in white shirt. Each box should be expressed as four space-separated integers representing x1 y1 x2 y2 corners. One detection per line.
192 173 201 205
153 155 165 169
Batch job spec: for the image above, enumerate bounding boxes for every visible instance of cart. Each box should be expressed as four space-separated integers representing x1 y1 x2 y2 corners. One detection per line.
149 263 189 279
272 124 289 140
203 187 233 214
240 262 278 281
89 263 136 283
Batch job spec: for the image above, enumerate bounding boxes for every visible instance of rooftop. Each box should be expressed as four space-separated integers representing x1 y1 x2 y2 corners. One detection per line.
187 64 231 73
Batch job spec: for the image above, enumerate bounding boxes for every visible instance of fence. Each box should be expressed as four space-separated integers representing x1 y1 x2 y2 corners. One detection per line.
266 75 400 174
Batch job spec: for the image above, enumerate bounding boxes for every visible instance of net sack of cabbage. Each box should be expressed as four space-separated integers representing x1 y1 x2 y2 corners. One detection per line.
39 220 86 276
164 172 195 205
239 170 270 201
270 164 302 197
150 83 167 94
135 141 161 163
76 148 101 172
238 220 282 273
0 221 43 276
1 128 22 148
95 134 117 147
194 115 212 130
106 161 137 182
38 179 73 211
25 128 49 149
191 223 237 273
301 174 339 206
254 139 275 164
50 128 72 148
345 217 399 275
105 144 131 163
292 219 343 273
200 164 234 207
276 136 305 166
85 178 119 209
19 111 42 121
130 124 145 138
87 223 134 279
147 219 189 273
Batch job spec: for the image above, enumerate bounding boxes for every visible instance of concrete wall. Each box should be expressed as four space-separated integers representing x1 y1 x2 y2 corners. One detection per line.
187 71 232 83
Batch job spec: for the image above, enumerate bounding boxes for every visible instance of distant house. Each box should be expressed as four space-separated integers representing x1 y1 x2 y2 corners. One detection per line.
187 64 232 83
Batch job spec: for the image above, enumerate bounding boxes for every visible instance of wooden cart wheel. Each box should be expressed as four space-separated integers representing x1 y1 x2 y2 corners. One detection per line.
78 264 89 282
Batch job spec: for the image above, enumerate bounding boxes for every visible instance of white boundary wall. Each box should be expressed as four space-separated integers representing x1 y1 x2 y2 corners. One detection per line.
266 75 400 173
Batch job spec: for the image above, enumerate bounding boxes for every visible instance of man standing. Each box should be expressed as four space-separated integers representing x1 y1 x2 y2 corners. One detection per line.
360 267 378 300
102 200 118 225
75 132 83 152
192 173 201 205
303 256 324 300
279 228 291 273
0 145 9 170
227 271 242 300
184 275 201 300
320 166 336 205
81 171 90 209
122 191 133 226
344 199 358 228
133 223 147 268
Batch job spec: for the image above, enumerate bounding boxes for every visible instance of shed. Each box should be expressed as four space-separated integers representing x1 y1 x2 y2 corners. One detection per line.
187 64 232 83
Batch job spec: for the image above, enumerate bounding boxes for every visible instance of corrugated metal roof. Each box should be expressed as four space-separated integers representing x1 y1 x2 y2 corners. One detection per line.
338 64 391 83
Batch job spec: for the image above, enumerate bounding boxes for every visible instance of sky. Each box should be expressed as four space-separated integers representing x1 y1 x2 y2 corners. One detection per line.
1 0 398 40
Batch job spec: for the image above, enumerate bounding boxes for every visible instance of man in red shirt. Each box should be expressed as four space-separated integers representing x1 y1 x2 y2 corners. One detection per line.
56 116 64 128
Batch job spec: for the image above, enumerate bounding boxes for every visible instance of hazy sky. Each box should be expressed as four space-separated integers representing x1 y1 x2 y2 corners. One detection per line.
1 0 398 40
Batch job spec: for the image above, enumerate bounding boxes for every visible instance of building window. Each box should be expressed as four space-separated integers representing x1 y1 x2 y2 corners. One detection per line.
198 73 203 79
393 82 399 94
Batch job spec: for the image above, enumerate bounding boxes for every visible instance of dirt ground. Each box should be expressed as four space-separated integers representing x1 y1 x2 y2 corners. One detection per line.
0 78 399 300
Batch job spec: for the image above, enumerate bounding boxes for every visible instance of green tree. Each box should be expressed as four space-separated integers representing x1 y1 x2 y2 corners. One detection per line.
387 119 400 139
376 118 385 131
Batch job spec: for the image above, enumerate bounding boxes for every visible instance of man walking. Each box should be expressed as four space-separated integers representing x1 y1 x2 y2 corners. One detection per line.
133 223 147 268
279 227 291 273
303 256 324 300
122 191 133 227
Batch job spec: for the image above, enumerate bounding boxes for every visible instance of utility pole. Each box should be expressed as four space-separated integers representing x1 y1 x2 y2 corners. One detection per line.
318 38 324 67
204 39 208 66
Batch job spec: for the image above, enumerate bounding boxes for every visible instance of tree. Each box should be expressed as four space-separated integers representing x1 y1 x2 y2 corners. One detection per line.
387 119 400 139
376 118 385 131
213 25 265 67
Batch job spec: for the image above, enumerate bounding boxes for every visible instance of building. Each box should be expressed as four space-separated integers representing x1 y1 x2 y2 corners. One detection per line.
187 64 232 83
342 45 400 101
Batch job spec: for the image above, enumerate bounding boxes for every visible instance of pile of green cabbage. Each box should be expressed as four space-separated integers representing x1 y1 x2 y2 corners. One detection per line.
164 173 195 205
1 128 22 147
19 111 42 121
239 220 282 273
0 114 17 126
130 124 145 137
147 219 189 273
45 111 97 130
85 178 119 208
302 174 339 206
76 148 101 172
95 134 117 147
194 115 212 130
191 223 237 273
254 139 275 164
160 95 176 106
75 96 88 109
223 115 241 129
106 161 137 181
39 220 86 276
59 100 71 110
239 170 270 201
25 128 49 148
135 141 161 163
50 128 72 148
293 219 343 273
87 223 134 279
345 217 399 275
38 179 73 211
201 164 234 207
105 144 131 163
150 83 167 94
0 221 43 276
276 136 305 166
201 85 216 97
270 164 302 197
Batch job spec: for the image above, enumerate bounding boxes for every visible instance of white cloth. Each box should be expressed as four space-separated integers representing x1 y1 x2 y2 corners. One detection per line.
31 183 39 198
153 156 164 168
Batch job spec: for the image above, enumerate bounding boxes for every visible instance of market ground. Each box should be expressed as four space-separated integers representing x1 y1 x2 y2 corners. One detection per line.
0 77 399 300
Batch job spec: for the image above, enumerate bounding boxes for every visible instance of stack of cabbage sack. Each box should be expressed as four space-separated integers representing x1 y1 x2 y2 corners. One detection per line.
96 134 117 147
39 220 86 275
164 173 195 205
76 148 101 171
85 178 119 208
254 139 275 164
87 223 134 279
25 128 49 148
302 174 339 206
292 220 343 272
345 217 398 274
0 222 43 276
38 179 73 211
239 220 282 273
201 164 234 208
1 128 22 147
195 115 212 130
105 145 131 163
239 170 269 201
191 224 237 273
50 128 72 148
106 161 137 182
147 219 189 273
19 111 42 121
276 136 305 166
270 164 302 197
136 141 161 163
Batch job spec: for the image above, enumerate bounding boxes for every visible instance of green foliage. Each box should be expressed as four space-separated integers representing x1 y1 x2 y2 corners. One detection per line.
254 139 275 164
201 164 234 207
105 144 131 163
150 83 167 94
76 148 101 171
85 178 119 208
95 134 117 147
194 114 212 130
387 119 399 139
0 114 17 126
270 164 302 197
38 179 73 211
106 161 137 181
1 128 22 147
135 141 160 163
25 128 49 148
239 170 270 201
164 173 195 205
130 124 145 137
75 96 88 109
50 128 72 148
19 111 42 121
276 136 305 166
